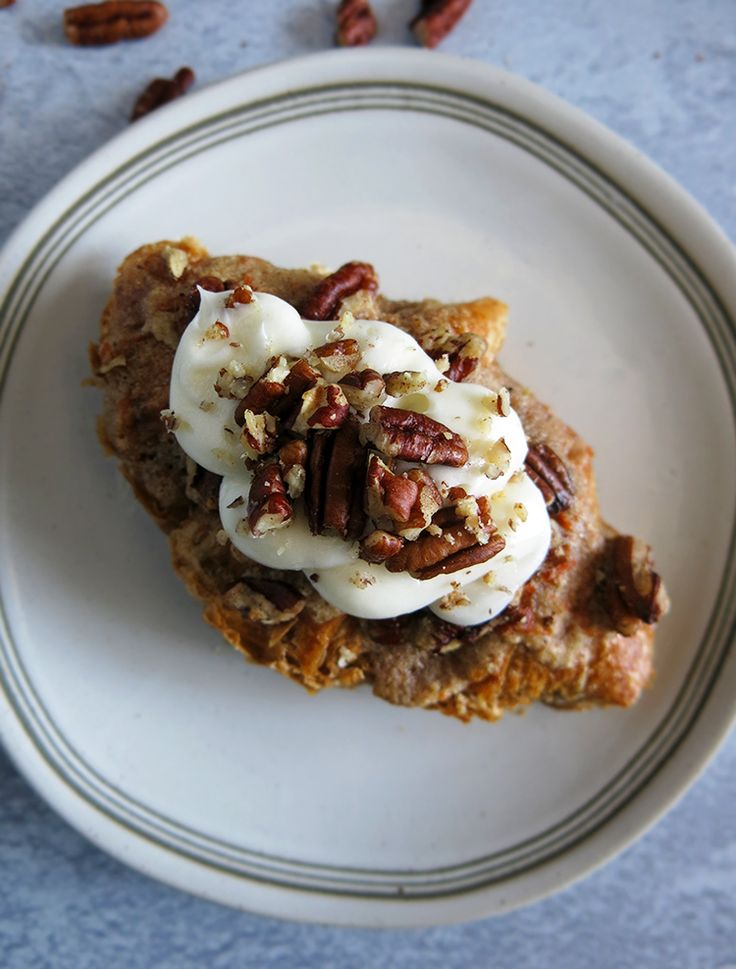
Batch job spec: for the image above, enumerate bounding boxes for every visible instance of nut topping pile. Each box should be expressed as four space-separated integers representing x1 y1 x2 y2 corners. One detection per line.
217 330 506 581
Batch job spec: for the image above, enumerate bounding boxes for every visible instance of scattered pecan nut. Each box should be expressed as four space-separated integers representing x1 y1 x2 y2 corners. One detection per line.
385 520 505 580
226 284 254 307
247 462 293 536
362 405 469 467
131 66 194 121
429 332 487 382
63 1 168 45
359 530 405 564
339 368 385 412
365 454 442 539
278 439 308 498
311 338 362 376
335 0 377 46
607 535 668 634
410 0 472 49
301 261 379 320
383 371 428 397
292 383 350 433
525 442 574 515
305 418 367 540
240 408 278 456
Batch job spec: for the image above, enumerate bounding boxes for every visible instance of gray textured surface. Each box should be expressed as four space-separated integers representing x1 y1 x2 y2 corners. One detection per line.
1 0 735 965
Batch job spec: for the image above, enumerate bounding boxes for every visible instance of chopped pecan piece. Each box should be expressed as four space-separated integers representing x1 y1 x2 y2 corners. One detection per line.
429 332 487 382
362 405 468 467
64 1 168 45
246 463 293 537
305 419 367 539
339 368 385 412
312 338 361 376
383 371 428 397
365 455 442 539
525 442 574 515
608 535 668 634
278 439 308 498
335 0 377 46
292 383 350 433
301 261 379 320
359 530 405 564
234 357 290 424
131 66 194 121
385 521 505 579
226 284 254 306
240 409 278 456
410 0 472 48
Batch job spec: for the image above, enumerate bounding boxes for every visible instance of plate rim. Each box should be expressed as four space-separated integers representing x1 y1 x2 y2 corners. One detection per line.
1 48 735 927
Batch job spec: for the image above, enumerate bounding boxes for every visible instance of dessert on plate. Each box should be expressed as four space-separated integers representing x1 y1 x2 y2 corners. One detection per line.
90 237 668 721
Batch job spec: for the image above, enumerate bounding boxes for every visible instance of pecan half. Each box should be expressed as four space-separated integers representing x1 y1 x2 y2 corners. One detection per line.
410 0 472 49
63 1 168 45
339 368 385 412
525 443 574 515
429 332 487 382
363 405 468 467
301 261 379 320
131 66 194 121
608 535 668 634
359 530 405 564
335 0 377 46
305 418 367 540
278 439 308 498
246 463 293 536
385 521 505 579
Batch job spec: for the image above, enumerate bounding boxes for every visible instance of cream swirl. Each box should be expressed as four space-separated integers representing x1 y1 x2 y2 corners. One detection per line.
169 288 551 625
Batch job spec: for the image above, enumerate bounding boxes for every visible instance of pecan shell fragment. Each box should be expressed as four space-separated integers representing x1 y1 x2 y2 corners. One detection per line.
64 1 168 45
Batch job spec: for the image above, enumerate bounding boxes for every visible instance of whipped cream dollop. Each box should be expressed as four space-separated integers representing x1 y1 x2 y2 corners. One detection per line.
169 288 551 625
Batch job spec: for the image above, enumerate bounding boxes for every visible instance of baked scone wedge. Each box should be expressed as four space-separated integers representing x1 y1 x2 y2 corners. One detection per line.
90 238 668 722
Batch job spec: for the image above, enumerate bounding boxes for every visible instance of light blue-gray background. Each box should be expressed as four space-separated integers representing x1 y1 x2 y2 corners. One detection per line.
1 2 734 966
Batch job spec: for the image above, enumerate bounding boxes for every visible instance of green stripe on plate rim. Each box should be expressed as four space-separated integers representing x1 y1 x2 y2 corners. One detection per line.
0 81 735 900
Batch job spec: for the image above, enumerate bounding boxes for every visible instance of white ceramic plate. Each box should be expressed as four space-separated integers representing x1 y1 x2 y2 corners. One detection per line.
0 50 735 928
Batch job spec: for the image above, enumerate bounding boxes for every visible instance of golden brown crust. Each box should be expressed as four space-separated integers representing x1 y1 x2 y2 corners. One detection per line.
91 239 665 721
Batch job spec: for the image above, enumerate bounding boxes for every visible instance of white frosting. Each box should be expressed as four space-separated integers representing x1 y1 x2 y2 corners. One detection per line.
170 288 552 625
